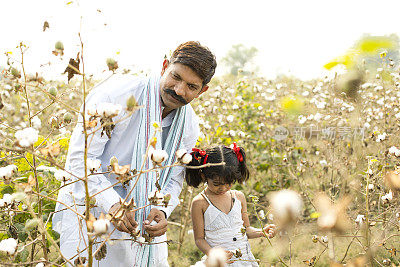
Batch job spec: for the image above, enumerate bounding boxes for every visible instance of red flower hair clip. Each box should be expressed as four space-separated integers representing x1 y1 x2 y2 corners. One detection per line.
191 148 208 165
230 142 243 162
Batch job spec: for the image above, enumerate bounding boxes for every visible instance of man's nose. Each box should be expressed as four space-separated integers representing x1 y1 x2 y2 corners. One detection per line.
175 82 186 96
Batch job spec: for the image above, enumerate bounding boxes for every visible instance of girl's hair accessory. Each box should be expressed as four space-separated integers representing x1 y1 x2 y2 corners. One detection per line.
192 148 208 165
230 142 243 162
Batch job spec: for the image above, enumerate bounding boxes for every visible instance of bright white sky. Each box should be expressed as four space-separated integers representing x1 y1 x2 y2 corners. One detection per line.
2 0 400 81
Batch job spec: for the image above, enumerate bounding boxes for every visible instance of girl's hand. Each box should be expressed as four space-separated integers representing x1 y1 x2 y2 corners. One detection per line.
225 250 234 263
262 224 276 238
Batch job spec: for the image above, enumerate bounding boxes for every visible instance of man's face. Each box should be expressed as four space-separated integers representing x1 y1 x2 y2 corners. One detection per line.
159 62 208 111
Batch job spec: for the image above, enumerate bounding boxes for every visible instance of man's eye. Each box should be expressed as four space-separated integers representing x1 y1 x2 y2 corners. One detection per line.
172 74 180 80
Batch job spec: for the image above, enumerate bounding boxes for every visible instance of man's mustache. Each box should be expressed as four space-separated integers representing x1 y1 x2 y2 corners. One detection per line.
164 88 188 105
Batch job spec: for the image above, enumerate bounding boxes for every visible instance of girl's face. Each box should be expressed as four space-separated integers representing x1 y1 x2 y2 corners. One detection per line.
206 177 232 195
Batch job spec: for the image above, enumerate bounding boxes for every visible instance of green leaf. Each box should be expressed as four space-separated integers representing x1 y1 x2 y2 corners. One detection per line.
1 185 14 195
25 218 40 230
18 248 29 262
253 181 262 193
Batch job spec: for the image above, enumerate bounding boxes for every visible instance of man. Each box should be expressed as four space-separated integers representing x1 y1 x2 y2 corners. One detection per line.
53 41 217 266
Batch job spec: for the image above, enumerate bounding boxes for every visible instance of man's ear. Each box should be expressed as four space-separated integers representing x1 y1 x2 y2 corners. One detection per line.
161 59 169 75
196 85 209 98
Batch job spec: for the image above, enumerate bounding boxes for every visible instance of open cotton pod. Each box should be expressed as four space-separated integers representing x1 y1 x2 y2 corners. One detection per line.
315 193 351 233
268 189 303 228
205 247 227 267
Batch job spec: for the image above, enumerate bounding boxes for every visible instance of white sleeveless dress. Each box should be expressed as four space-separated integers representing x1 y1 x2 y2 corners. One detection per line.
201 191 258 267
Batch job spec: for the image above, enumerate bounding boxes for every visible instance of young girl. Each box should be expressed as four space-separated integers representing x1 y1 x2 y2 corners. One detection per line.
186 144 275 266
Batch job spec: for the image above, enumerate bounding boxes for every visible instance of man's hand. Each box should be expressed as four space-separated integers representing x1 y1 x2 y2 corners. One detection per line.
143 208 168 237
108 202 138 234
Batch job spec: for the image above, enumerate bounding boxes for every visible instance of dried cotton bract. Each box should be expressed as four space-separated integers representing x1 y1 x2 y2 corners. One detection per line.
269 189 303 227
148 190 171 206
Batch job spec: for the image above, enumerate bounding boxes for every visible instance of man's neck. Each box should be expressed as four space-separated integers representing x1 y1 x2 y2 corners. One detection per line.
162 107 174 119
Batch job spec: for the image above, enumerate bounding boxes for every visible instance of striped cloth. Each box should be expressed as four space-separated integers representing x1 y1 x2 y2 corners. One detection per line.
129 75 187 266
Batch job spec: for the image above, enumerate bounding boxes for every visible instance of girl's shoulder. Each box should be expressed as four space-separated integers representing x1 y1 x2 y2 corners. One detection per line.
231 190 246 203
191 193 209 212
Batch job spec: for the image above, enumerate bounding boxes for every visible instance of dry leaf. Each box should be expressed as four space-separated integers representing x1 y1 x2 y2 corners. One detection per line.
303 256 316 266
112 162 130 176
39 142 61 158
43 21 49 32
85 120 98 128
63 53 80 82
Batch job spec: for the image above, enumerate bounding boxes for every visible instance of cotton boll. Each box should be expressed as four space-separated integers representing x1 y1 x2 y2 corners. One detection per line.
12 192 26 202
389 146 400 157
31 116 42 129
15 127 39 147
376 133 386 142
151 149 168 164
320 236 328 243
54 170 72 182
2 194 13 205
96 103 122 117
137 236 145 243
355 214 365 226
0 238 18 254
258 210 266 220
206 247 227 267
175 149 187 160
269 189 303 227
87 158 101 173
181 153 193 164
93 219 110 235
0 165 17 179
381 191 393 203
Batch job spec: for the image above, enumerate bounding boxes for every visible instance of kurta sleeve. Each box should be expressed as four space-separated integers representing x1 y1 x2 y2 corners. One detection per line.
158 110 200 218
66 90 121 213
65 75 143 213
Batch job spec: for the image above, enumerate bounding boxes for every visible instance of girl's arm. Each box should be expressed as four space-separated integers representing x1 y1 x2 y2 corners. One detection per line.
191 196 213 255
236 191 276 239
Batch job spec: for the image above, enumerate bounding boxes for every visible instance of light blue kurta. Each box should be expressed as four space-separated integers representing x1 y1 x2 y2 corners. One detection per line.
53 74 199 266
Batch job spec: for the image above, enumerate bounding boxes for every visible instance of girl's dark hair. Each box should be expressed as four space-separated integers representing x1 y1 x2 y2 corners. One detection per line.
170 41 217 86
185 145 249 188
